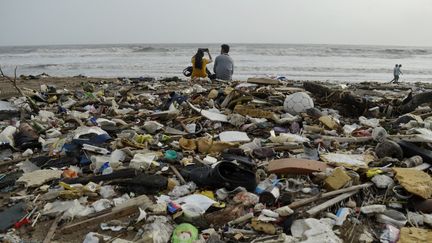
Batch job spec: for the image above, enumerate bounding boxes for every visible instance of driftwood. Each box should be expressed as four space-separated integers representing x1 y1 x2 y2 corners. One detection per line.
303 82 371 116
0 66 39 112
169 165 186 185
306 190 358 216
42 214 62 243
287 183 372 209
304 82 432 117
397 91 432 115
61 194 151 233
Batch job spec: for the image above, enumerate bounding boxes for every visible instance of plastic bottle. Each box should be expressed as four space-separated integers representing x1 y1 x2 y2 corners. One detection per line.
100 162 113 175
335 208 351 226
401 155 423 168
255 174 277 194
259 183 281 206
168 182 197 198
360 205 386 214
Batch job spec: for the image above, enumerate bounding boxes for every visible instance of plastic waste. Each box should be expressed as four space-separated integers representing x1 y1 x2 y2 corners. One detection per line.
261 209 279 218
0 126 17 147
335 208 351 226
255 174 278 194
113 194 130 207
175 193 216 213
99 162 113 175
181 203 204 220
43 199 94 220
379 224 400 243
136 207 147 223
83 232 102 243
360 205 386 214
219 131 250 143
164 150 178 161
275 206 294 217
169 182 197 199
129 153 156 170
143 121 164 133
372 127 388 142
92 199 112 212
100 185 116 198
83 144 110 155
171 223 199 243
232 191 259 206
401 155 423 168
359 116 380 128
142 216 174 243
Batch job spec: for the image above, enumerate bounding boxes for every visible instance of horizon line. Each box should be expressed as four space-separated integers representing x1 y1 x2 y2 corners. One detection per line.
1 41 432 48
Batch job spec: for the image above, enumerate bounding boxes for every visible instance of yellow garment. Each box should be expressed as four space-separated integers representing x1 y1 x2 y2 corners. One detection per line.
191 57 209 78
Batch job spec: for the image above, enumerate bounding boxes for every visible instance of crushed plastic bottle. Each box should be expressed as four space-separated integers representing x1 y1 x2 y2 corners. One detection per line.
168 182 197 199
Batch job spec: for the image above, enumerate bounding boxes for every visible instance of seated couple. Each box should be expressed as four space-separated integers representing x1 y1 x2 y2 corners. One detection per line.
191 44 234 81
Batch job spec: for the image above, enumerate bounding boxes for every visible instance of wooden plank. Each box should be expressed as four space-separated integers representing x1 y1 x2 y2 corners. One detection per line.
170 165 186 185
247 78 280 85
268 158 332 175
306 191 358 216
42 214 62 243
288 183 372 209
61 194 151 234
321 136 372 143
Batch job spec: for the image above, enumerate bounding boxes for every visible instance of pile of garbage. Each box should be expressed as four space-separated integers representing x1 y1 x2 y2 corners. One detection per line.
2 75 432 243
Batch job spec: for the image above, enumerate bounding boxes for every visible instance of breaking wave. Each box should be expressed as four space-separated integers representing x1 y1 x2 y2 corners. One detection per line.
132 46 170 52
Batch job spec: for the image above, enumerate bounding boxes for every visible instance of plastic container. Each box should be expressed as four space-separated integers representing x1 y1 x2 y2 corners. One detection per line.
275 206 294 217
335 208 351 226
360 205 386 214
100 162 113 175
181 203 204 219
401 155 423 168
171 223 199 243
255 174 277 194
164 150 178 161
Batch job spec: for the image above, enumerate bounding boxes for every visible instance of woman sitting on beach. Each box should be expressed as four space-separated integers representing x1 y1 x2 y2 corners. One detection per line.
191 48 212 79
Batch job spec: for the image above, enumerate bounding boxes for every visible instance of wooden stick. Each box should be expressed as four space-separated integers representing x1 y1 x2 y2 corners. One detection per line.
306 190 358 216
0 66 39 112
170 165 186 185
61 194 151 234
42 213 62 243
288 183 372 209
321 136 372 143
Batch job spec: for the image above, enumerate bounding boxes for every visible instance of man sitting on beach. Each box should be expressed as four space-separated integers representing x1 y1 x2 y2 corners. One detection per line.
213 44 234 81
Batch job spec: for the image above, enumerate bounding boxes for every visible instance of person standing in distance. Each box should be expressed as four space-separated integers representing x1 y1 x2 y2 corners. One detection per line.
214 44 234 81
390 64 399 83
396 64 403 83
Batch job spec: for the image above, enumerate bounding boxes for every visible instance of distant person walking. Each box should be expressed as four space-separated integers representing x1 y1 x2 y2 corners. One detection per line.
390 64 403 83
213 44 234 81
191 48 212 79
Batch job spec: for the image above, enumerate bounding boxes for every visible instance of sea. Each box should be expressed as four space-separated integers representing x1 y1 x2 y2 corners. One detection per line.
0 43 431 82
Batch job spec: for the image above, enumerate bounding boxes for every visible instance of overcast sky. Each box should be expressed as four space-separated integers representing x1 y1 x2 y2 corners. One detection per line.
1 0 431 46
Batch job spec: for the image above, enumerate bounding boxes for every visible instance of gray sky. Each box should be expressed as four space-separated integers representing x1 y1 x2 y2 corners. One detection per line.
1 0 431 46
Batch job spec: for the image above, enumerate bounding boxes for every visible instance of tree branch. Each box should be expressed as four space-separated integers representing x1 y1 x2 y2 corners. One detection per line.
0 66 39 112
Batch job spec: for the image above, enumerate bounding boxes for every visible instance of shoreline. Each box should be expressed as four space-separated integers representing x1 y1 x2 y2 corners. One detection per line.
2 75 430 103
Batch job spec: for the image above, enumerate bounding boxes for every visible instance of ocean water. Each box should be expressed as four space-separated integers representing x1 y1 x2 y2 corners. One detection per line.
0 43 431 82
